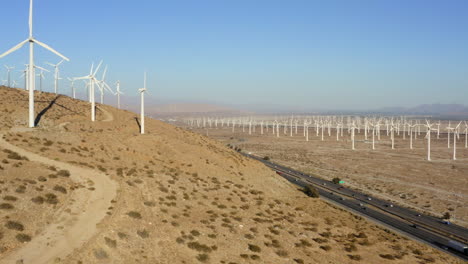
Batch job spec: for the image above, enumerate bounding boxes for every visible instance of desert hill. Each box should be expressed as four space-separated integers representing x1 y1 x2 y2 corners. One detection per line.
0 86 462 263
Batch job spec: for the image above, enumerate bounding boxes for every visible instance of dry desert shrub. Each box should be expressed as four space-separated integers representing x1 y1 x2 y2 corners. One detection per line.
16 233 31 243
57 170 70 177
0 203 14 210
5 220 24 231
127 211 142 219
196 253 209 263
137 229 149 238
104 237 117 248
53 185 67 194
248 244 261 253
3 195 17 201
379 254 395 260
348 254 362 261
187 242 212 253
31 196 44 204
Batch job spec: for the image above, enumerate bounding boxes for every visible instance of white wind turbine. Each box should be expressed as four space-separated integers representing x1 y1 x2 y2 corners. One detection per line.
35 66 49 92
12 80 18 88
425 120 436 161
67 77 76 98
20 65 28 90
0 0 70 127
4 65 14 87
351 122 357 150
464 121 468 149
138 72 148 134
115 80 123 109
74 61 103 122
96 65 108 104
45 59 64 94
452 122 461 160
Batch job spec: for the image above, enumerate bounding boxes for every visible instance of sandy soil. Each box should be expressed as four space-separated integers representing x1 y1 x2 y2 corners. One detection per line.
0 86 463 264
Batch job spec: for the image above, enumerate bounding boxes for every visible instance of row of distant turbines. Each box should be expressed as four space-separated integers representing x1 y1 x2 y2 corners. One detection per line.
185 116 468 161
2 62 123 106
0 0 149 134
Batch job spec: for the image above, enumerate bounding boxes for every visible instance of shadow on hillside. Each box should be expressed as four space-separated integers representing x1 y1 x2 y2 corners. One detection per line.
34 96 84 126
134 117 141 132
35 96 61 126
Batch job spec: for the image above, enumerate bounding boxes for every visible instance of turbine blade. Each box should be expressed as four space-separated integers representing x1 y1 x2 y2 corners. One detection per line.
102 65 108 80
29 0 33 37
74 76 89 80
93 60 103 76
34 39 70 61
35 65 50 72
103 82 114 93
0 39 29 59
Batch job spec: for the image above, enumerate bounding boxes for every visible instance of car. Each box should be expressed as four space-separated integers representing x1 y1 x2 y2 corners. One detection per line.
367 197 372 201
323 183 327 186
389 204 394 208
416 214 421 217
410 224 417 228
339 197 345 201
359 203 364 207
442 220 451 225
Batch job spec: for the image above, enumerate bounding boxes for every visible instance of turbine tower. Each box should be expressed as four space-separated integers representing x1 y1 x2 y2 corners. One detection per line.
4 65 14 87
115 80 123 109
0 0 70 127
139 72 148 134
45 59 64 94
67 77 76 98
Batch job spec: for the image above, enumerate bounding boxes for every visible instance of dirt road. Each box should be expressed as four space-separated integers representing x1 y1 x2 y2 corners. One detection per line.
0 135 118 264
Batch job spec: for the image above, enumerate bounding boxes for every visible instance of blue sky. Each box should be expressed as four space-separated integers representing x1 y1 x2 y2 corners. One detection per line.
1 0 467 110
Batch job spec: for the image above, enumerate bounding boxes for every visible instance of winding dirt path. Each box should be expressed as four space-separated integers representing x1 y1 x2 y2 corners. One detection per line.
0 135 118 264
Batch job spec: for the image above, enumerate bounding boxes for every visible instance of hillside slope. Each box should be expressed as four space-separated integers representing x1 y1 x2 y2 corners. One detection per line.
0 86 462 264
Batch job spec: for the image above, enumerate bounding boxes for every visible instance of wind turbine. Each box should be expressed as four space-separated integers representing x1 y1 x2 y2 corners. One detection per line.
138 72 148 134
97 65 108 104
464 121 468 149
35 66 49 92
114 81 123 108
4 65 14 87
0 0 70 127
45 59 64 94
67 77 76 98
425 120 435 161
74 61 103 122
452 122 461 160
12 80 18 88
20 65 28 90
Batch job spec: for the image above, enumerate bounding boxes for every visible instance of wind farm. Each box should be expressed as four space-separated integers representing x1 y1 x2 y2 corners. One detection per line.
0 0 467 264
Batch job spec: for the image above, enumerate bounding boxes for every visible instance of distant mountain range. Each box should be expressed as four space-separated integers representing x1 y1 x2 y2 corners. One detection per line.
120 98 468 119
374 104 468 119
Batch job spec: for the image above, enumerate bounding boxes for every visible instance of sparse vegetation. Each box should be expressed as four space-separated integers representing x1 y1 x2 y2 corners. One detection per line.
16 233 31 243
304 184 319 198
332 177 341 184
127 211 142 219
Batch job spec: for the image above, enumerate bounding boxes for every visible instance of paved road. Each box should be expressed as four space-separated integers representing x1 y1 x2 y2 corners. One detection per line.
242 153 468 260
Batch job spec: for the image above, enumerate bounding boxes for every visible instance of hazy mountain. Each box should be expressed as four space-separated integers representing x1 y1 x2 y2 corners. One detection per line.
375 104 468 119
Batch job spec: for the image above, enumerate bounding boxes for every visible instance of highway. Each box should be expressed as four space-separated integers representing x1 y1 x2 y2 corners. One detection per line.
242 153 468 261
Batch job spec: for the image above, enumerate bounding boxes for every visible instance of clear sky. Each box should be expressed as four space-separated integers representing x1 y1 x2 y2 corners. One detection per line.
1 0 467 110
